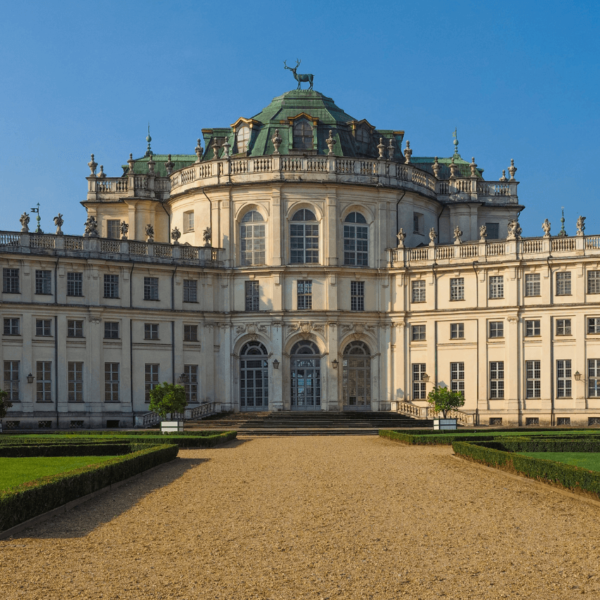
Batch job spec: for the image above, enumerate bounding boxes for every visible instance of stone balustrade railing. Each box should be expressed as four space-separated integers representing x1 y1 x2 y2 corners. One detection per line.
0 232 223 266
395 401 476 425
87 174 171 202
389 234 598 266
134 402 221 428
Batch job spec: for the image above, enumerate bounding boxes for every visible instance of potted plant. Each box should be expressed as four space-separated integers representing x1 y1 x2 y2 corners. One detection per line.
426 385 465 431
149 382 187 434
0 389 13 434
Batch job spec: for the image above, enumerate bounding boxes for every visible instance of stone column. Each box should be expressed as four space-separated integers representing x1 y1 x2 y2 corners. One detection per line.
271 186 282 266
326 187 337 266
505 316 520 423
271 322 284 410
327 323 339 411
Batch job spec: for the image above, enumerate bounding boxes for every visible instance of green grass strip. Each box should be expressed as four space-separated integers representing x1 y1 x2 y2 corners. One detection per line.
518 452 600 472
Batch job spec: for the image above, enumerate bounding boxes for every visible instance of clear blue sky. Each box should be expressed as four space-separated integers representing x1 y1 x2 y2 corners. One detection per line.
1 0 598 237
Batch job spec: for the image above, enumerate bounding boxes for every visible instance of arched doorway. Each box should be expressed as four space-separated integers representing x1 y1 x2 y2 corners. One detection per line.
342 341 371 411
240 341 269 411
290 340 321 410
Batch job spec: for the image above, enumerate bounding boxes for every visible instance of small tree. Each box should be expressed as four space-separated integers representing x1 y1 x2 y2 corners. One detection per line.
149 382 187 420
0 389 13 428
426 385 465 418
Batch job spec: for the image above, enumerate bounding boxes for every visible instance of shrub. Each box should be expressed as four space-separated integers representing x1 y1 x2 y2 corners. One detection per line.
0 444 178 532
0 389 13 427
0 444 134 457
426 385 465 418
149 383 187 419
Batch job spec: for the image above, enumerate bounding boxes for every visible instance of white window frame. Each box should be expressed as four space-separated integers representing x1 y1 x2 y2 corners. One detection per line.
526 360 541 399
105 363 120 402
245 281 260 312
184 364 199 404
588 359 600 397
297 280 312 310
489 276 504 299
525 273 540 297
412 363 427 399
351 281 365 312
183 279 197 303
412 280 426 303
183 211 195 233
490 361 504 399
412 325 426 341
36 361 52 402
450 362 465 395
450 277 464 301
68 361 84 402
556 271 572 296
525 320 540 337
104 274 119 299
556 319 571 336
588 270 600 294
557 359 572 398
489 321 504 338
145 364 159 403
3 360 19 402
450 323 464 339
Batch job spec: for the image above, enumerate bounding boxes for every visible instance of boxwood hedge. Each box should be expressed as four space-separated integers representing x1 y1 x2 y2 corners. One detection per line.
0 444 178 533
0 444 135 457
452 441 600 500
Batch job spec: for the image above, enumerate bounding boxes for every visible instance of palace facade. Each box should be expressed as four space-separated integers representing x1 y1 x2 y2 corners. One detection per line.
1 88 599 429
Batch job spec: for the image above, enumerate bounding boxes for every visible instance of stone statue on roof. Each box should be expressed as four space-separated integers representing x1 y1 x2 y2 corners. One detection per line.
53 214 64 236
20 212 30 233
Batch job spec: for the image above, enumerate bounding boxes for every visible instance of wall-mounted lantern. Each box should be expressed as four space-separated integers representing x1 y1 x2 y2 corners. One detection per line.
178 373 189 384
26 373 34 384
574 371 582 381
332 359 339 369
422 373 430 383
273 359 280 370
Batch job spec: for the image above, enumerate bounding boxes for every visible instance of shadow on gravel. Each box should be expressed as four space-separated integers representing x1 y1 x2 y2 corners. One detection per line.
11 457 208 540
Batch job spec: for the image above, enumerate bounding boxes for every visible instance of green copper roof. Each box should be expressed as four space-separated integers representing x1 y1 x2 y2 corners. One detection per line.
412 155 484 179
122 154 196 178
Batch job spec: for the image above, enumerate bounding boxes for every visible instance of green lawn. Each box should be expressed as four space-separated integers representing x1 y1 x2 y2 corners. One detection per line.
519 452 600 472
0 456 118 490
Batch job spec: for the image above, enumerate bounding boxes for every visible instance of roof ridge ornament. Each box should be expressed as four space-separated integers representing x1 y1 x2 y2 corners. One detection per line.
403 141 412 164
145 124 152 157
558 207 567 237
195 139 203 163
508 158 517 181
283 59 314 91
452 128 461 158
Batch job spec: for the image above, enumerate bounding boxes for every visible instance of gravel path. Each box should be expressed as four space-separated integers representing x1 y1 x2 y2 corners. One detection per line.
1 436 599 599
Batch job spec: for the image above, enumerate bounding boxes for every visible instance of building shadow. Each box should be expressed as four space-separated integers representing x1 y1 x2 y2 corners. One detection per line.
11 456 208 540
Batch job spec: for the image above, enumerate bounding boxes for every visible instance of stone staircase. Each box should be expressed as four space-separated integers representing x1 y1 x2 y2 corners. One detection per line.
185 410 433 436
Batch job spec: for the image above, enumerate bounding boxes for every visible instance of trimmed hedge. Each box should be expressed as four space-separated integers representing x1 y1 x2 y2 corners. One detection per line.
0 444 178 532
0 444 134 457
452 441 600 500
473 439 600 453
0 431 237 449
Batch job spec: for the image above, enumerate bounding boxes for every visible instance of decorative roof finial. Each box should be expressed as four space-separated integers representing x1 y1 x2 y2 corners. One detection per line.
195 139 203 162
508 158 517 181
127 153 135 174
30 203 42 234
470 157 478 178
387 137 395 160
404 140 412 164
558 207 567 237
432 156 440 179
165 154 174 175
145 123 152 157
88 154 97 176
452 128 460 158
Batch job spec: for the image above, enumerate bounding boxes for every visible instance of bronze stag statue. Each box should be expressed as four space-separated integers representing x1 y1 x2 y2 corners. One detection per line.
284 59 314 91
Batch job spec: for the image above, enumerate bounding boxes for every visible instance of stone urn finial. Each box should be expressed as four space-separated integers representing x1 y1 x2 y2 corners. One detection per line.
499 169 507 182
97 165 106 179
377 137 386 160
195 139 203 162
396 228 406 248
432 156 440 179
88 154 97 176
470 157 478 178
272 129 282 154
165 154 175 175
449 156 458 179
212 142 220 161
325 130 336 156
127 153 135 174
222 138 231 159
404 141 412 164
387 137 395 160
508 158 517 181
171 226 181 245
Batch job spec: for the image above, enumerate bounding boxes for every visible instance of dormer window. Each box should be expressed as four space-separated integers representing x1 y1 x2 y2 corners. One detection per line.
355 127 370 154
237 126 250 153
293 119 313 150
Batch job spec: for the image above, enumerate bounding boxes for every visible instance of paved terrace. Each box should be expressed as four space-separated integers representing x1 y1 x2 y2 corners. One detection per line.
1 437 599 599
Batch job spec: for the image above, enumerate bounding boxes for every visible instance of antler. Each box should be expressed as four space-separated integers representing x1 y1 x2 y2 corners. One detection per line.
296 59 301 68
283 59 289 70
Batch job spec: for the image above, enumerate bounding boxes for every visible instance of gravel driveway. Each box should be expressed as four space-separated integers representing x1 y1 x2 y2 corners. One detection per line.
1 435 599 599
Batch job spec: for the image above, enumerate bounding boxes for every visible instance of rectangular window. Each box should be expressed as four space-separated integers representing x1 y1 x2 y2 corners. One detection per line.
35 319 51 336
588 318 600 334
67 320 84 338
3 318 20 335
107 219 120 240
490 361 505 399
556 319 571 336
3 268 20 293
183 279 197 303
297 280 313 310
412 280 426 303
526 360 541 398
184 325 198 342
485 223 500 240
67 272 83 297
3 361 19 402
144 323 159 340
489 321 504 338
413 212 423 234
145 364 159 403
105 363 120 402
412 324 426 341
588 271 600 294
450 362 465 395
450 277 464 301
489 276 504 299
450 323 464 339
412 363 427 400
104 322 119 339
245 281 260 311
525 320 541 337
35 270 52 295
588 359 600 398
104 274 119 299
351 281 365 312
144 277 159 301
525 273 540 297
184 365 198 404
68 362 83 402
557 359 572 398
36 361 52 402
556 272 571 296
184 211 195 232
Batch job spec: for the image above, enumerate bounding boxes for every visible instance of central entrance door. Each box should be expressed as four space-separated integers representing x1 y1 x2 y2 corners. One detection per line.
240 341 269 411
290 340 321 410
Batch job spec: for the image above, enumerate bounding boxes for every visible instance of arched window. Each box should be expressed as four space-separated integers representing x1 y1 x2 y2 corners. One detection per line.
290 209 318 264
355 127 370 154
293 118 313 150
240 341 268 411
344 212 368 266
290 341 321 410
241 210 265 266
342 341 371 409
237 126 250 153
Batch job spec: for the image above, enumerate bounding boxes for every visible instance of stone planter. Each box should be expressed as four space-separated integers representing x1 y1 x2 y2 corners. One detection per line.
161 420 184 434
433 418 457 431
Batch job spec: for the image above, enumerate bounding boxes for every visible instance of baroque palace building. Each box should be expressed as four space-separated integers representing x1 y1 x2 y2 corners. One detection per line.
1 86 600 429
